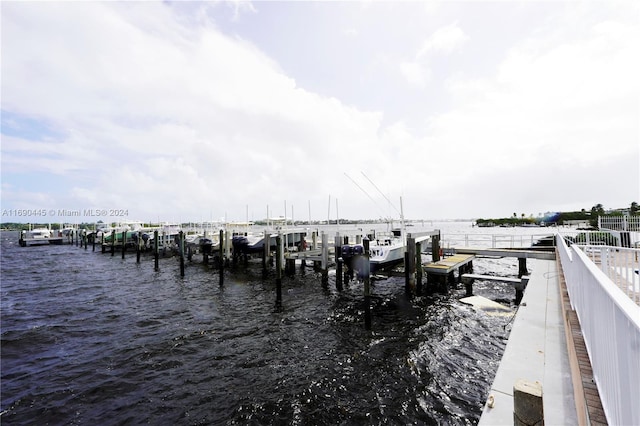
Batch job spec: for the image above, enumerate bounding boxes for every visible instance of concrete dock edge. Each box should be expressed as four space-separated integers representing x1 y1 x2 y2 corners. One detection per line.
478 258 578 425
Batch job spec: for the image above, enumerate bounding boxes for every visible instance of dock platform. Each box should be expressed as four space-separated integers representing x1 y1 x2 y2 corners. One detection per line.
423 253 475 275
478 258 579 425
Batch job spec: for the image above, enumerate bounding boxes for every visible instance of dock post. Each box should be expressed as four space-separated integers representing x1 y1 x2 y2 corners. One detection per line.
154 230 159 271
336 257 343 291
224 229 231 265
136 232 141 263
406 237 416 295
179 231 185 277
101 232 105 253
111 231 115 256
262 230 269 276
334 233 341 264
516 258 528 303
518 257 528 277
416 241 423 295
463 276 474 297
363 239 371 330
513 379 543 426
431 232 441 262
321 232 329 287
300 235 307 270
92 231 96 252
121 231 126 259
275 234 283 309
285 258 295 276
404 252 411 294
219 229 225 286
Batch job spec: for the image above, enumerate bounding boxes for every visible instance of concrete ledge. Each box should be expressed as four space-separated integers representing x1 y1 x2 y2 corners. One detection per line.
478 259 577 425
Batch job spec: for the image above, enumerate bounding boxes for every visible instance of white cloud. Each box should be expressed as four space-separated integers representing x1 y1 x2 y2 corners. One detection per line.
399 22 468 89
417 22 469 58
399 61 430 89
1 2 637 221
1 2 387 221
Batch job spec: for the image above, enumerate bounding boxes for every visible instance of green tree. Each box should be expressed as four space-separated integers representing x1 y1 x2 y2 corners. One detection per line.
590 203 605 228
631 201 639 215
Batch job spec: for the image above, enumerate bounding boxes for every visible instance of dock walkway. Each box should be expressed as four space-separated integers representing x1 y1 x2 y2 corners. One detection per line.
479 258 579 425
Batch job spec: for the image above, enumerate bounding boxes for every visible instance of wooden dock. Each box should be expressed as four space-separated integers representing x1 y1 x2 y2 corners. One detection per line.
423 253 475 291
424 253 476 275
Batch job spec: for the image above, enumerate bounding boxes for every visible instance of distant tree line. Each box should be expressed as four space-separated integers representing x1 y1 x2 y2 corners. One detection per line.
476 201 638 228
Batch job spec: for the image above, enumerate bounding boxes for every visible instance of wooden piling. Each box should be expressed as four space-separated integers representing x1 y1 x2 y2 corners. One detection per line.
321 232 329 287
111 230 115 256
416 241 423 295
262 230 269 276
179 231 185 277
431 232 441 262
518 257 528 277
300 235 307 269
121 231 126 259
275 234 283 308
513 379 543 426
136 231 141 263
404 252 411 295
154 230 159 271
336 257 343 291
219 229 224 267
334 234 341 264
219 229 225 286
101 232 105 253
406 237 416 295
363 239 371 330
286 258 295 275
92 231 96 252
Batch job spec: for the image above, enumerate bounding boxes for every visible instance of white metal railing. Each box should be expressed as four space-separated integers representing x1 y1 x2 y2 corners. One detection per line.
599 215 640 232
556 234 640 426
577 245 640 305
440 233 552 249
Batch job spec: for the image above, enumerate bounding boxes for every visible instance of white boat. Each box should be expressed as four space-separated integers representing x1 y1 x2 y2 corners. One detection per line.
146 223 182 251
341 228 431 274
227 219 308 256
341 229 406 273
19 228 54 246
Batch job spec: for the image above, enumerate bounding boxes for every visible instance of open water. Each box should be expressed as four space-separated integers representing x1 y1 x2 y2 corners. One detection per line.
1 223 549 425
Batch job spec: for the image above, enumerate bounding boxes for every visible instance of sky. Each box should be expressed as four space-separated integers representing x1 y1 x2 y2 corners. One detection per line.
1 1 639 223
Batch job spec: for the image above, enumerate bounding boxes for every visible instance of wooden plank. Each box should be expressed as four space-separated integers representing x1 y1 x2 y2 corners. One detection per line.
462 273 522 284
424 253 475 274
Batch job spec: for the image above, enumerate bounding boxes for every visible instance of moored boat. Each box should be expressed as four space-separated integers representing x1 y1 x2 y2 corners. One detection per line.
19 227 62 246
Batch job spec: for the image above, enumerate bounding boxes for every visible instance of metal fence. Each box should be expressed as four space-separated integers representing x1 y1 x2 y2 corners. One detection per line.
556 234 640 426
440 233 552 249
599 215 640 232
576 245 640 305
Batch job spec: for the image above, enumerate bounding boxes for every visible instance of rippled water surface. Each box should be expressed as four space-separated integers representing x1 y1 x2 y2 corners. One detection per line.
1 223 541 425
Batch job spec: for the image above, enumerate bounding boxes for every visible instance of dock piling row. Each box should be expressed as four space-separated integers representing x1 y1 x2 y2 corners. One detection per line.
76 225 552 328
